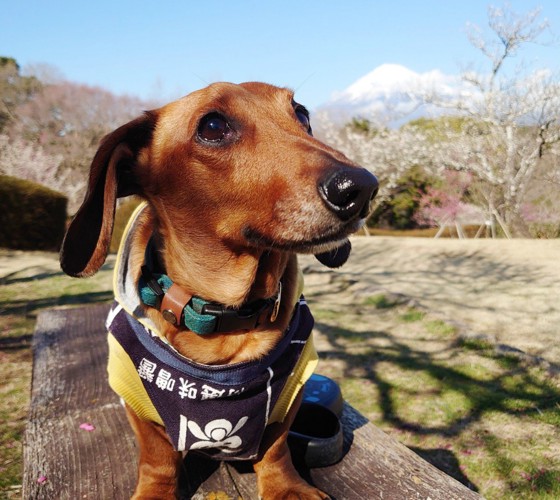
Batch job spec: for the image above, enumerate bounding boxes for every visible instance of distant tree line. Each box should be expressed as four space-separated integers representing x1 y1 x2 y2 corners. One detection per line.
0 57 150 212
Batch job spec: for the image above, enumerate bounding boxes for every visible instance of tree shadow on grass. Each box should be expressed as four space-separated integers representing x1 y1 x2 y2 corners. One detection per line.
0 291 114 319
314 319 560 495
0 268 66 285
0 289 113 352
0 258 115 286
0 333 33 350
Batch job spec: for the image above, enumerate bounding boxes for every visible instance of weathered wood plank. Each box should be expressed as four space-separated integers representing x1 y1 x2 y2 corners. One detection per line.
23 304 138 499
24 304 481 499
308 404 480 499
224 404 481 500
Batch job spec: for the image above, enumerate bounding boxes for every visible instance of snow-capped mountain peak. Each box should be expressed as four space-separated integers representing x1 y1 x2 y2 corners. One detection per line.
323 64 466 124
338 64 420 102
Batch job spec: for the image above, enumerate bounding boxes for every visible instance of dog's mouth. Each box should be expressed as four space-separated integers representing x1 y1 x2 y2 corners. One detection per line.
242 218 364 254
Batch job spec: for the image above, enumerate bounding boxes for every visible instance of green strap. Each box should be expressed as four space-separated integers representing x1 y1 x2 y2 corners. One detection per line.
139 274 217 334
183 296 218 334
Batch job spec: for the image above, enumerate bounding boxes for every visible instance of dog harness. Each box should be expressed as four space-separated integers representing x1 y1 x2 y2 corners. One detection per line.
106 204 318 460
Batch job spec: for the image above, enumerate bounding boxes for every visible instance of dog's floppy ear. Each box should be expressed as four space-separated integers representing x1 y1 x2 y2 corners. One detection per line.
314 240 352 268
60 112 157 277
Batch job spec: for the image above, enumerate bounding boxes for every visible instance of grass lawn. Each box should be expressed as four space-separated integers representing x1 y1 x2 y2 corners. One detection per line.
311 292 560 499
1 250 559 499
0 251 114 499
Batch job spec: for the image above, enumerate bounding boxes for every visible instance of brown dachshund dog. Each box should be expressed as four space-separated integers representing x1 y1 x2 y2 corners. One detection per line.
60 82 377 499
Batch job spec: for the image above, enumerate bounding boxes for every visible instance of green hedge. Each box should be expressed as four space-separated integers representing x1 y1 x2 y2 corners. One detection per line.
0 175 68 251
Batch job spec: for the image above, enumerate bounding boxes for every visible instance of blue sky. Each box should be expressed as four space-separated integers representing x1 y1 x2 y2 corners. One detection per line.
2 0 558 110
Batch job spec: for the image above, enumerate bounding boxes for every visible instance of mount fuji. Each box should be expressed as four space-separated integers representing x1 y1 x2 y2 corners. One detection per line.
320 63 471 124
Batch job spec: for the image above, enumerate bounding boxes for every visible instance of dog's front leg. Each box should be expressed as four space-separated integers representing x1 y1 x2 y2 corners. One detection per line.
125 404 182 499
253 392 330 500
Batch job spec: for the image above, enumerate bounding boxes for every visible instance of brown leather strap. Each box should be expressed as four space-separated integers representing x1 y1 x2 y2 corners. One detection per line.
160 283 193 326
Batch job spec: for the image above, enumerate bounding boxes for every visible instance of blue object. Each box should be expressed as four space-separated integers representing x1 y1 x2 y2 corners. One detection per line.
302 374 343 417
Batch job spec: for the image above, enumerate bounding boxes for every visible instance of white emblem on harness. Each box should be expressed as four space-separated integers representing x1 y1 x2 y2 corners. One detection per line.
186 416 249 452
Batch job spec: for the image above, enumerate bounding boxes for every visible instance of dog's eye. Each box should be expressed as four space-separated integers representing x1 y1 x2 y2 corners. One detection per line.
295 106 311 133
198 113 230 143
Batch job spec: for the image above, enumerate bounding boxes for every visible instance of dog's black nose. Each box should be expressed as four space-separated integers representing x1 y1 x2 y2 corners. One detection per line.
319 167 379 221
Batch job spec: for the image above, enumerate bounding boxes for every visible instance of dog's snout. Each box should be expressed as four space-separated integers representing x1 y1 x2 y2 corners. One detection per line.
319 167 379 221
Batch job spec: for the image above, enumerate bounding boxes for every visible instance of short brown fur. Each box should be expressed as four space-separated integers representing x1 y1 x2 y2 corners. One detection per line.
61 82 376 499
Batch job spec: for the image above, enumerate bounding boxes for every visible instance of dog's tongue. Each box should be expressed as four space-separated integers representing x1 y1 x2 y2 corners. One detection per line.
314 240 352 268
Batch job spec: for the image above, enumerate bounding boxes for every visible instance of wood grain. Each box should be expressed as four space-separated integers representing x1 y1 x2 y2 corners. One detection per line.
23 304 481 499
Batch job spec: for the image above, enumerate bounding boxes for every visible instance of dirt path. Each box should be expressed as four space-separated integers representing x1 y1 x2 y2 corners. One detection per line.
301 237 560 365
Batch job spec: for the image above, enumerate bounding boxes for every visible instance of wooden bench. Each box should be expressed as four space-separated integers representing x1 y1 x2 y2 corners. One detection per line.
23 304 481 499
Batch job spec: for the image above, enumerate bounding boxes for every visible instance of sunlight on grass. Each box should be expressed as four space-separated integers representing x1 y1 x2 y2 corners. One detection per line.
3 249 560 499
425 319 457 336
0 350 32 494
0 253 114 497
309 308 339 321
364 293 399 309
314 296 560 499
459 337 494 352
399 308 426 322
